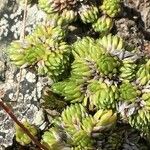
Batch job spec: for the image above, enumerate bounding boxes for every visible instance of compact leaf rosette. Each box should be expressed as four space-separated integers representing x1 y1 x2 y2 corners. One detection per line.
15 119 37 146
42 103 117 149
8 24 71 81
51 34 150 137
38 0 122 35
38 0 99 24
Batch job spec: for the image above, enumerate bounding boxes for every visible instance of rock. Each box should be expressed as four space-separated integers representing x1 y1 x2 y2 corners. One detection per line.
0 0 8 15
33 108 45 127
0 60 6 82
0 0 46 41
0 1 49 147
0 40 50 149
124 0 150 34
115 18 144 49
0 66 50 148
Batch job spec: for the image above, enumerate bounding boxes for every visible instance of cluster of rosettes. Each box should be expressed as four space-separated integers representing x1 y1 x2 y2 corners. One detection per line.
15 108 147 149
38 0 122 35
42 103 117 149
41 104 148 150
51 34 150 137
8 24 71 81
8 0 123 82
8 0 150 149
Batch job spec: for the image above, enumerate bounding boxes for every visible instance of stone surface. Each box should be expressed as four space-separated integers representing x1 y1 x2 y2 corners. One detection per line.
124 0 150 30
0 66 50 148
0 0 46 41
0 0 48 149
115 18 144 49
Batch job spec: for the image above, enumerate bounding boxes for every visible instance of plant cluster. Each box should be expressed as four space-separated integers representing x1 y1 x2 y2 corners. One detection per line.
7 0 150 149
15 119 38 146
38 0 121 33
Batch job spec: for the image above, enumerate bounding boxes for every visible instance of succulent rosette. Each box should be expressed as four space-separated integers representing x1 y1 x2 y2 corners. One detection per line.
38 0 122 35
8 24 71 81
136 59 150 86
100 0 122 18
87 79 119 109
38 0 99 25
15 119 37 146
92 15 114 35
50 32 150 141
42 103 117 149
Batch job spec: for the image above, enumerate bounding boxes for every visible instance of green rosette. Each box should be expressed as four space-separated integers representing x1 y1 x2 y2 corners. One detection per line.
38 0 78 23
27 24 66 43
119 58 137 81
100 0 122 18
15 119 37 146
71 59 97 80
96 54 120 77
61 103 88 134
41 127 66 150
87 79 119 109
97 34 124 55
8 40 32 67
79 4 99 24
92 15 113 35
73 36 105 60
37 41 71 80
129 108 150 134
119 81 141 102
128 91 150 134
8 24 71 81
136 59 150 86
70 130 94 149
81 109 117 133
52 78 85 103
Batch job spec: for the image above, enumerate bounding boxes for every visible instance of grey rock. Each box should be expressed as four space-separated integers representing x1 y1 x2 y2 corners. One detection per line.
124 0 150 32
0 2 49 148
0 0 46 41
0 0 8 15
0 66 49 148
0 60 6 82
33 108 47 130
115 18 144 50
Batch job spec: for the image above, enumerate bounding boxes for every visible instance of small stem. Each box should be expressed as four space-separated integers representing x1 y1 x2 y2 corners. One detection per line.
20 0 28 40
0 99 49 150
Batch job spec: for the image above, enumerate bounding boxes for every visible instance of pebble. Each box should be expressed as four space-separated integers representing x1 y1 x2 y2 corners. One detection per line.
33 108 45 126
25 72 36 83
